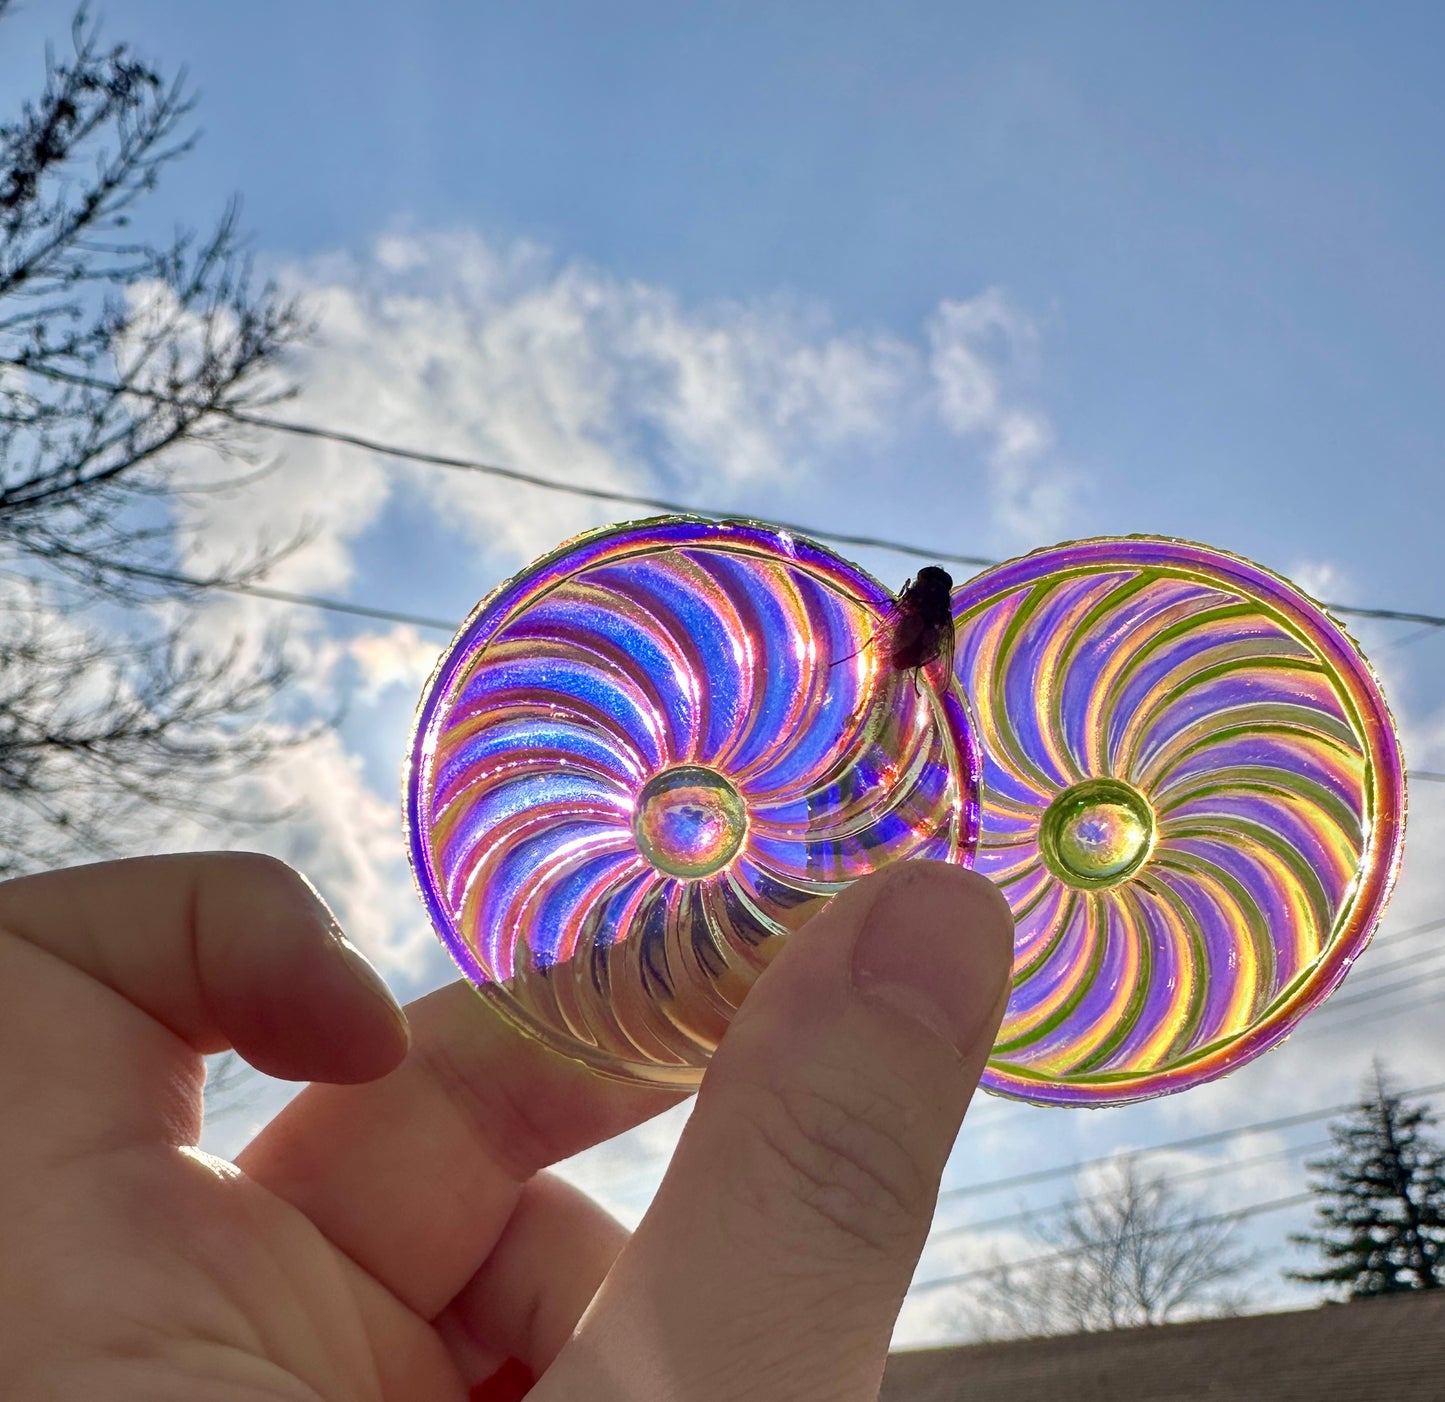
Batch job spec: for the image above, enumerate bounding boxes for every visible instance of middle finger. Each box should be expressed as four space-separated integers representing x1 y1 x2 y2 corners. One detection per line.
237 979 680 1319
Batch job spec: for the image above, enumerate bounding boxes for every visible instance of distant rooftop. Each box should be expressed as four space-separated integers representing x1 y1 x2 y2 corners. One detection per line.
882 1291 1445 1402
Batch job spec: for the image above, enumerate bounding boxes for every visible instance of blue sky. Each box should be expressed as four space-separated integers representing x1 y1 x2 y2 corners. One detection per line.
6 1 1444 614
15 3 1441 579
5 0 1444 1340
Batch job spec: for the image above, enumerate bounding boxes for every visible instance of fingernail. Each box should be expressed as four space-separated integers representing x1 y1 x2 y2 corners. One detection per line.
327 920 411 1041
470 1357 535 1401
850 864 1011 1056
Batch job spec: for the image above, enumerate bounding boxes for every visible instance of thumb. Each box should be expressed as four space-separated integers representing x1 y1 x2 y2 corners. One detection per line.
540 860 1014 1402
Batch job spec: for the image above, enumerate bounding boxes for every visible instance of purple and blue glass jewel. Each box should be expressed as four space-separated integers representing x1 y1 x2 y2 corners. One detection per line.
406 522 1405 1105
405 516 980 1087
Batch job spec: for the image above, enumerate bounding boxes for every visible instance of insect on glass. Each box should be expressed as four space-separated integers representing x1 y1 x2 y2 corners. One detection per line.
833 565 956 691
887 566 955 677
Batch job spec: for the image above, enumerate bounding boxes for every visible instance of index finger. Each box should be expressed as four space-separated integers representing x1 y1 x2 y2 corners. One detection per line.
0 853 411 1153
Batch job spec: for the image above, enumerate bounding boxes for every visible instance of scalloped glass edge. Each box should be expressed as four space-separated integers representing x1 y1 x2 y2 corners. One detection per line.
961 533 1408 1108
403 513 983 1088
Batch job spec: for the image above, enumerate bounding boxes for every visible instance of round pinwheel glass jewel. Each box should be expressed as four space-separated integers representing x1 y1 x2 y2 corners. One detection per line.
405 517 981 1087
953 537 1406 1107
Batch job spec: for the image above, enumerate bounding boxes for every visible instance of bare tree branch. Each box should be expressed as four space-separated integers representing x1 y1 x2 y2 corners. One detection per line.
0 4 320 876
964 1160 1256 1340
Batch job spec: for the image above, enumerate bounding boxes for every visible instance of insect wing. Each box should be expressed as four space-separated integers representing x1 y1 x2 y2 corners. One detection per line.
926 614 956 691
886 605 929 670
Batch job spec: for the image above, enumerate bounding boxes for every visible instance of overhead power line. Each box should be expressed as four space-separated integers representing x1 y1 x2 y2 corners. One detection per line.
598 971 1440 1199
928 1135 1332 1246
1365 914 1445 950
1321 988 1445 1036
933 1078 1445 1206
1307 961 1445 1021
136 560 1445 693
224 406 1445 631
592 962 1437 1205
11 365 1445 631
223 410 998 573
75 567 1445 795
1321 939 1445 992
910 1191 1317 1297
84 559 461 634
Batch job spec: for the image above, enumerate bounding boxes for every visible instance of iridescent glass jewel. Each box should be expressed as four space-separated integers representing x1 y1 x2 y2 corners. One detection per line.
953 537 1406 1106
406 516 981 1087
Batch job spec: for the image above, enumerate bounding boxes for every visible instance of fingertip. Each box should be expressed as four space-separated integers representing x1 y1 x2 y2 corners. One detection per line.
846 860 1014 1061
224 927 412 1084
199 856 411 1084
320 954 413 1086
907 859 1017 975
320 931 414 1084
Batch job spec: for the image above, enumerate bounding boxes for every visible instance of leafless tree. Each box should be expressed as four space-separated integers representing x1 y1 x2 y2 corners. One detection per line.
966 1159 1256 1340
0 2 316 875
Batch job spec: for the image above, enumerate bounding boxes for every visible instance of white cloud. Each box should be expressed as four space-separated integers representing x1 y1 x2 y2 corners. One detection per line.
343 625 443 702
1288 557 1352 606
265 229 1068 572
927 290 1066 541
131 226 1074 987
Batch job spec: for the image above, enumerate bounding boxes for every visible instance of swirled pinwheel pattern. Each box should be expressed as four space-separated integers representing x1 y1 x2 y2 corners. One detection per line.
407 517 980 1087
953 538 1406 1107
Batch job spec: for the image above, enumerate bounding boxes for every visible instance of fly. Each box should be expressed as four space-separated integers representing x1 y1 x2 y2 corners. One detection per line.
886 566 955 680
834 565 956 691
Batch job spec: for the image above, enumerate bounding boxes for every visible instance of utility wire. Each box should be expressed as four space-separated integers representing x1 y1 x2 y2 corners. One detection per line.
578 942 1437 1206
913 1062 1445 1298
910 1191 1317 1296
223 409 998 573
932 1078 1445 1205
1362 914 1445 952
1312 963 1445 1017
594 918 1445 1199
86 559 461 633
1324 938 1445 990
927 1136 1333 1246
598 972 1435 1203
1320 988 1445 1037
11 364 1445 632
222 405 1445 631
76 558 1445 795
554 945 1439 1204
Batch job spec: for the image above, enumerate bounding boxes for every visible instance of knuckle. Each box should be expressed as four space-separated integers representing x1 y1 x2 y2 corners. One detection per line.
226 850 302 889
226 852 322 912
414 1031 557 1182
743 1059 933 1261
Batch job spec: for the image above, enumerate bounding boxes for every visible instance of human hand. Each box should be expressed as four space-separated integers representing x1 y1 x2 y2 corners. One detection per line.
0 852 1012 1401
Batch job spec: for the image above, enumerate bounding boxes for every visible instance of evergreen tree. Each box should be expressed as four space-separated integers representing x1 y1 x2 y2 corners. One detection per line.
1289 1064 1445 1296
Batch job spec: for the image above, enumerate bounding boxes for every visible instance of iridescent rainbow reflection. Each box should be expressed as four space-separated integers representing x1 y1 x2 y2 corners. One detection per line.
1040 778 1156 889
632 766 749 878
406 516 980 1088
954 537 1406 1107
